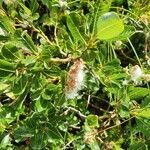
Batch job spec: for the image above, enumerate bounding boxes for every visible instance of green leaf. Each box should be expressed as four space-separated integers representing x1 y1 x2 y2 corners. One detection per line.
35 99 46 112
132 108 150 119
66 15 86 44
30 0 39 14
12 89 28 111
96 12 124 40
21 32 37 53
129 142 147 150
91 0 113 34
13 126 34 142
0 26 5 36
47 123 63 140
41 0 52 10
0 59 15 77
1 42 19 60
141 95 150 107
119 106 130 118
18 1 32 16
12 29 37 54
0 134 11 149
111 25 136 41
136 118 150 137
21 56 36 66
0 12 15 34
90 140 100 150
31 132 47 150
104 58 121 68
103 58 122 74
128 87 150 100
0 108 15 132
0 84 9 93
0 35 9 41
32 12 40 20
12 74 28 95
85 115 99 128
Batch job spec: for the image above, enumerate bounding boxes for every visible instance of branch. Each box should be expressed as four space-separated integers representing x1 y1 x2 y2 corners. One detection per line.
49 57 72 63
98 116 135 134
63 106 86 119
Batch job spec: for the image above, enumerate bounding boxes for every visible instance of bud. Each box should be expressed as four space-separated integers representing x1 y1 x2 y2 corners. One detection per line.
115 40 122 49
140 15 149 26
65 59 85 99
142 74 150 82
59 0 68 8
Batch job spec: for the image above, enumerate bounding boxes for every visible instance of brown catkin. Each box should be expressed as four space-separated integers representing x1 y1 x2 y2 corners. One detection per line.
65 59 85 99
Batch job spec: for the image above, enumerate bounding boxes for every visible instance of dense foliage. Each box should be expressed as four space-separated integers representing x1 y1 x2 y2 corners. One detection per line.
0 0 150 149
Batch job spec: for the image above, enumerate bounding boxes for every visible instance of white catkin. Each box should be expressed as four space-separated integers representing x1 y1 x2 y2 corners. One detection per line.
128 65 150 84
130 65 143 83
65 59 85 99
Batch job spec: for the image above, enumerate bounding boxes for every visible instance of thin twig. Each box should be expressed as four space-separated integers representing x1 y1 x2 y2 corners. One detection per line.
87 94 91 108
128 38 142 67
69 125 81 130
84 93 110 104
88 103 109 113
49 57 72 63
63 106 86 119
98 116 135 134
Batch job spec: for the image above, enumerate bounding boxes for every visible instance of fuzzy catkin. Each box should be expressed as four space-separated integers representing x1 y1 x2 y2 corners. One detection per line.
65 59 85 99
130 65 143 82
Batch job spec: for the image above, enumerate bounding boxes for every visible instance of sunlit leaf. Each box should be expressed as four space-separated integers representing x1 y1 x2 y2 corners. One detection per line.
97 12 124 40
128 87 150 100
0 11 15 34
111 25 136 41
0 134 11 149
85 115 99 128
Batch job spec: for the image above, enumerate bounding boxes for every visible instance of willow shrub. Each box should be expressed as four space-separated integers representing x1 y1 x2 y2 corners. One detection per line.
0 0 150 149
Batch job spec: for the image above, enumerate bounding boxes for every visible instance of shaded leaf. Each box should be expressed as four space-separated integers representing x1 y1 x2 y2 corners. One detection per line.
12 74 28 95
0 59 16 77
13 126 34 142
1 42 19 60
136 118 150 137
21 32 37 53
67 15 86 44
47 124 63 140
31 132 47 150
129 142 147 150
30 0 39 13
